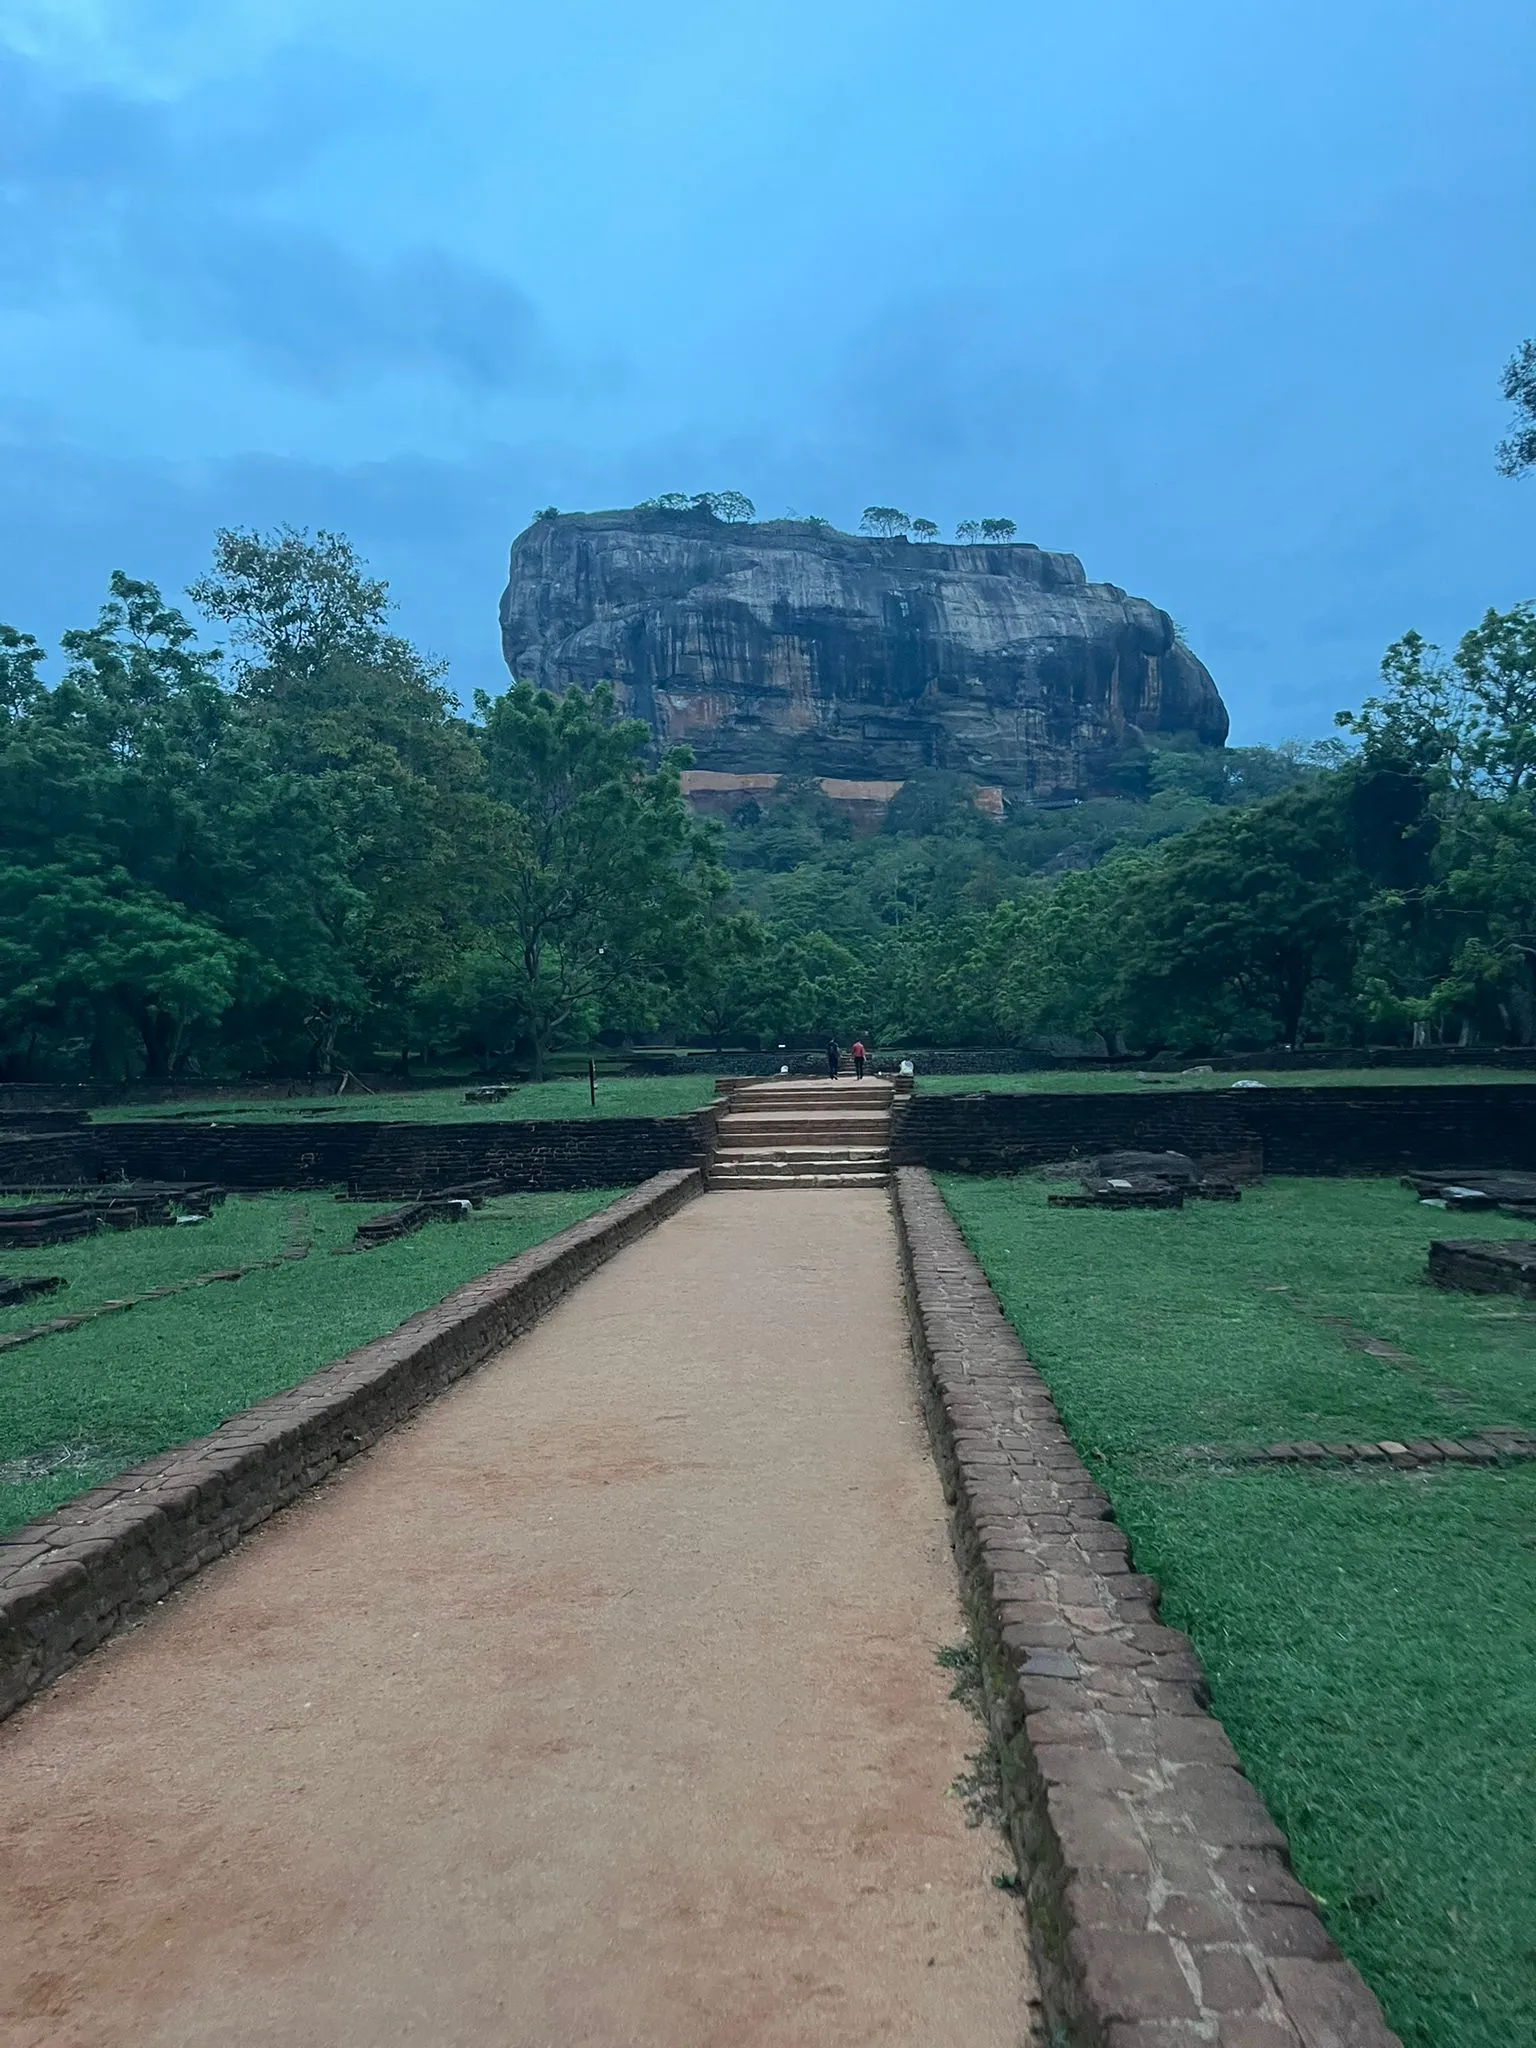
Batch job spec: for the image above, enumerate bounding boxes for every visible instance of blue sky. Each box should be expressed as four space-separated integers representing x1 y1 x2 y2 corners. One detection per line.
1 0 1532 742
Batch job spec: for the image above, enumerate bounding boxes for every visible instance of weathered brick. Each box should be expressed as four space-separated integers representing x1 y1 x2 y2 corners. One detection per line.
1050 1789 1153 1874
1152 1714 1242 1766
1108 2027 1210 2048
1243 1905 1342 1962
1024 1707 1098 1747
1215 1850 1315 1907
1195 1949 1267 2010
1270 1958 1398 2045
1156 1890 1245 1946
1033 1744 1148 1794
1069 1928 1200 2021
1160 1766 1289 1851
1072 1869 1152 1929
1218 2020 1303 2048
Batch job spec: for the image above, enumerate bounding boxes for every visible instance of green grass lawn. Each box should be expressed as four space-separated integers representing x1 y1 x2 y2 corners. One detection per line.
91 1075 716 1123
916 1065 1534 1095
0 1187 625 1534
938 1173 1536 2048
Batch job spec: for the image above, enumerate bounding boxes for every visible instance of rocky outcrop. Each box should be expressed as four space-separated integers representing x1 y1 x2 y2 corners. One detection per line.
499 509 1228 797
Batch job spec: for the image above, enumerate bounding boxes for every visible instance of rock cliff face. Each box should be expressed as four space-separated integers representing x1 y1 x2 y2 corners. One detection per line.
499 510 1228 797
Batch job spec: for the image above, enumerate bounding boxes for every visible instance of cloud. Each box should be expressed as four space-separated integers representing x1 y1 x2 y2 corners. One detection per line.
118 226 546 395
0 0 335 94
0 45 549 393
0 436 585 698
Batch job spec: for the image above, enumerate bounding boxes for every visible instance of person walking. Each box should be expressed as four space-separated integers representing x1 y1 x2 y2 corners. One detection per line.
851 1038 866 1080
826 1036 840 1080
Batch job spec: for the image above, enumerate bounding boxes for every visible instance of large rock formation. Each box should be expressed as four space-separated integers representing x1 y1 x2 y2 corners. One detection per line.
499 509 1228 798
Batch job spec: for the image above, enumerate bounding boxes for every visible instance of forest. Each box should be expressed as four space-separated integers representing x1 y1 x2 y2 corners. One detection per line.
2 525 1534 1080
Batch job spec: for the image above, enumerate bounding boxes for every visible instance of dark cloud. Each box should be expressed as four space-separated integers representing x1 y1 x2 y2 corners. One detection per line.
118 224 546 393
0 437 574 700
0 48 547 392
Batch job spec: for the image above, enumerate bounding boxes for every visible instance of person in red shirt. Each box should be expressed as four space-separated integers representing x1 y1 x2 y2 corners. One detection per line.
851 1038 866 1080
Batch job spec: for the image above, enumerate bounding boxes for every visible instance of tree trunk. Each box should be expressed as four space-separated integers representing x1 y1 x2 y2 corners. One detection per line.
1507 973 1536 1046
136 1009 174 1082
1276 954 1313 1049
306 1004 340 1078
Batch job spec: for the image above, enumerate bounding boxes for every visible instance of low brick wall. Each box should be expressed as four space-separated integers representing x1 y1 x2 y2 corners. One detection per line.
0 1128 107 1189
0 1169 703 1726
1428 1237 1536 1298
0 1115 713 1195
897 1085 1536 1177
892 1167 1398 2048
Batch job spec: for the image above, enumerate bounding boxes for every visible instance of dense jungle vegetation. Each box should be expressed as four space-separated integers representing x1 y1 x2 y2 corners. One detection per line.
2 524 1533 1081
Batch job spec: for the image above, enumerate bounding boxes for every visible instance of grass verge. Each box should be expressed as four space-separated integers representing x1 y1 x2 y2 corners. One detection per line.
90 1077 715 1123
937 1172 1536 2048
916 1065 1533 1095
0 1188 624 1534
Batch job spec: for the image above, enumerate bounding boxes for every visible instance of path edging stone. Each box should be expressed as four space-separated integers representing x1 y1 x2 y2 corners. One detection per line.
0 1169 703 1726
891 1166 1400 2048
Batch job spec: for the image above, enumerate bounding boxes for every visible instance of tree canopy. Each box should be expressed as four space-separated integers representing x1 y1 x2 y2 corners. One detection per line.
0 532 724 1080
3 524 1534 1078
1496 339 1536 478
860 506 911 538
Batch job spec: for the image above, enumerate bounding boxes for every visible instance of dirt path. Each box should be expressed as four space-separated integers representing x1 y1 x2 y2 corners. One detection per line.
0 1190 1035 2048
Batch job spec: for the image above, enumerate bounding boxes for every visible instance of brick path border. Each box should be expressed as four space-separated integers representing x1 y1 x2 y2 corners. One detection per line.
1207 1431 1536 1472
0 1169 703 1727
892 1167 1399 2048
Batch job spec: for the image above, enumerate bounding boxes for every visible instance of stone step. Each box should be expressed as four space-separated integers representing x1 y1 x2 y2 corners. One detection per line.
711 1144 890 1164
725 1085 894 1105
713 1179 891 1189
712 1157 889 1175
724 1082 892 1097
712 1156 889 1171
724 1122 901 1138
723 1106 893 1122
713 1144 890 1158
717 1135 892 1153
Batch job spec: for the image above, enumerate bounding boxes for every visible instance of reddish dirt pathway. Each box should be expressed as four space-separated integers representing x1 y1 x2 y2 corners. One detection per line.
0 1190 1036 2048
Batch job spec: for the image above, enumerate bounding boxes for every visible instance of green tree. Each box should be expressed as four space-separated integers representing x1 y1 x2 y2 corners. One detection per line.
955 520 982 543
994 868 1139 1051
979 517 1018 543
910 518 940 542
860 506 911 539
192 526 484 1073
1496 339 1536 478
476 681 725 1078
0 625 47 719
1417 801 1536 1042
0 863 240 1078
752 926 870 1041
0 573 249 1076
692 490 756 523
1119 788 1365 1048
1338 605 1536 798
681 910 767 1051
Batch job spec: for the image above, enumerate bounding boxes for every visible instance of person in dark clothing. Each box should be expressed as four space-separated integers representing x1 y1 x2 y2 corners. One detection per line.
851 1039 866 1080
826 1037 840 1080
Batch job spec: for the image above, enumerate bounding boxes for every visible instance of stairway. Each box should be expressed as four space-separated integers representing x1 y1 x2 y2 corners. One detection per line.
709 1078 895 1190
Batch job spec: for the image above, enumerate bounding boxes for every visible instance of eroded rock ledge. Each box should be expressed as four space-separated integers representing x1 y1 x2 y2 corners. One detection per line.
499 509 1228 798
